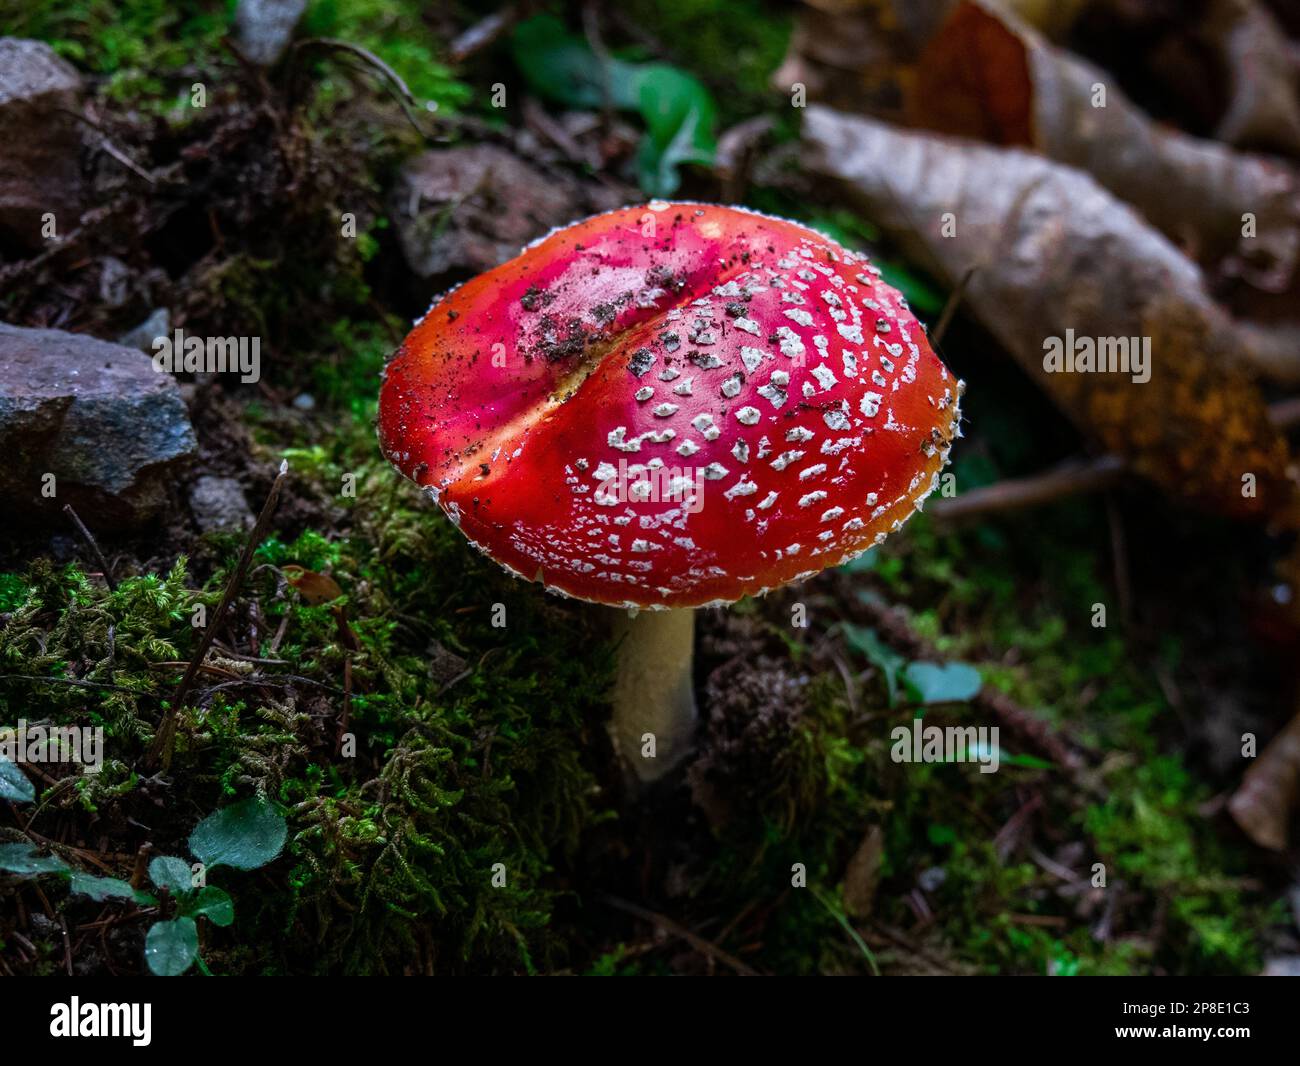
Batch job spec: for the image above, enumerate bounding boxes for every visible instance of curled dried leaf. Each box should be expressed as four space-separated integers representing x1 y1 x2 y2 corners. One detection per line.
909 1 1300 292
282 565 343 605
842 824 885 919
801 105 1300 522
1229 711 1300 851
1205 0 1300 158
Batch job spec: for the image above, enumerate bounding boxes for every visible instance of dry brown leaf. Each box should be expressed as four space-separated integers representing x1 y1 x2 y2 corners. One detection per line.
998 0 1089 38
282 565 344 605
1205 0 1300 158
774 0 1115 117
842 824 885 919
801 105 1300 522
908 1 1300 293
771 0 956 113
1229 709 1300 850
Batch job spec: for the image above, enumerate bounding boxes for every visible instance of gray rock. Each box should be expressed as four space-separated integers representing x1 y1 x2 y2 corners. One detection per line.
98 256 131 307
188 476 253 533
390 144 628 280
117 308 171 354
0 38 84 253
234 0 307 66
0 322 196 529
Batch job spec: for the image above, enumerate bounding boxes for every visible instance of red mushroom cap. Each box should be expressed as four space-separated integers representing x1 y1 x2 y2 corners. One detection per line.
379 202 962 609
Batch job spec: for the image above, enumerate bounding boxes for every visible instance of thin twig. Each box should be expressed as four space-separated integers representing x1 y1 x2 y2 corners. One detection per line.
94 137 157 185
288 38 431 140
62 505 117 591
0 675 137 693
335 656 352 758
55 107 156 185
209 641 290 665
60 914 73 976
448 6 517 63
600 895 759 976
932 266 975 347
933 395 1300 522
930 455 1126 522
130 842 154 891
147 461 289 769
193 675 344 698
810 885 880 975
852 597 1087 774
867 922 960 975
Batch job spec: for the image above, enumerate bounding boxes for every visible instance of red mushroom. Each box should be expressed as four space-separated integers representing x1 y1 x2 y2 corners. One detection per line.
379 202 962 781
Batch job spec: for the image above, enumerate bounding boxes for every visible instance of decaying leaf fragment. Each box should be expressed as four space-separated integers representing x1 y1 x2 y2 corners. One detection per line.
1205 0 1300 158
908 1 1300 292
772 0 1093 113
1229 710 1300 850
771 0 958 114
800 106 1300 522
282 565 343 605
842 824 885 919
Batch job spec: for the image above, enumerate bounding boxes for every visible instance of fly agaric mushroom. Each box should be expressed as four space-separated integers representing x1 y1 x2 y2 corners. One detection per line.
379 202 962 781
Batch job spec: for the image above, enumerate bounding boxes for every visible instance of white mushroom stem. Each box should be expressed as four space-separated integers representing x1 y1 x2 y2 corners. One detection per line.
608 607 698 782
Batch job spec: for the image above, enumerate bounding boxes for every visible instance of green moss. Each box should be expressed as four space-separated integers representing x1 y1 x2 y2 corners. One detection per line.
0 558 197 743
8 0 235 103
1084 757 1266 973
838 498 1276 976
301 0 474 111
1 334 619 972
0 573 29 613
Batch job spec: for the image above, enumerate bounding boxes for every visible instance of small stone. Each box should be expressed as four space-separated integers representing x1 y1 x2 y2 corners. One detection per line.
188 476 253 533
0 38 84 253
390 145 628 281
233 0 307 66
117 308 170 354
98 256 131 308
426 638 468 685
0 322 196 528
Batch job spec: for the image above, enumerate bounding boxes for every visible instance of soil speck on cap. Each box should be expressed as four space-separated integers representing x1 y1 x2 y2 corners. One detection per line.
628 347 655 377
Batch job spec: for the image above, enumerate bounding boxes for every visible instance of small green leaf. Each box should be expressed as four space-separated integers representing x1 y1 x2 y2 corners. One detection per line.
629 64 716 196
997 750 1055 770
510 15 716 197
180 885 234 927
0 842 72 876
69 872 147 903
145 917 199 977
903 661 983 704
189 797 287 871
148 855 194 895
842 625 907 707
0 756 35 803
927 824 958 846
511 15 633 109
